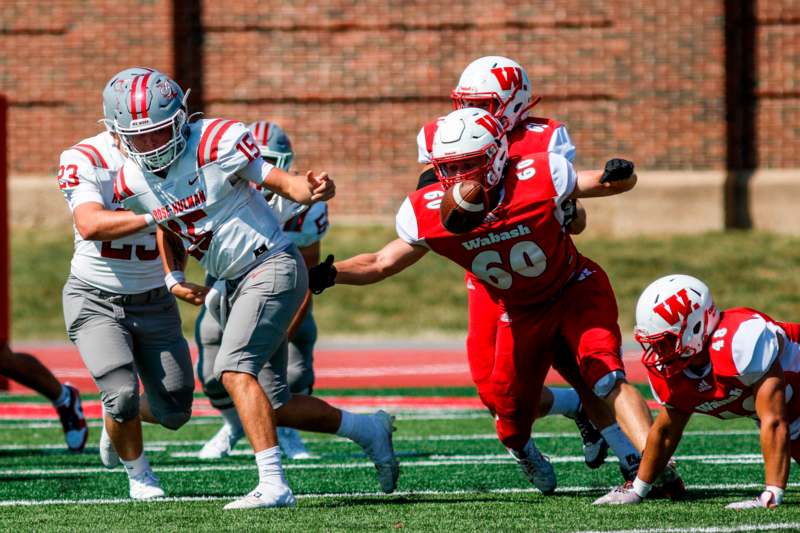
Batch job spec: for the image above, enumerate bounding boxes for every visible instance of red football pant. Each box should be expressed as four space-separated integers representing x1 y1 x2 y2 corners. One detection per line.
466 259 624 450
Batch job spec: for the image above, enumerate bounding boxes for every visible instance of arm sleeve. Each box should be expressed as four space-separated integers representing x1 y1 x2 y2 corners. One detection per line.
215 122 275 183
235 157 275 186
416 125 432 164
58 149 104 211
547 125 577 163
548 152 578 205
731 317 782 386
395 197 428 248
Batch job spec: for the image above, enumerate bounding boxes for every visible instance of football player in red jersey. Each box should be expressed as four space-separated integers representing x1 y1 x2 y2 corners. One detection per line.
415 56 636 474
309 108 658 494
594 274 799 509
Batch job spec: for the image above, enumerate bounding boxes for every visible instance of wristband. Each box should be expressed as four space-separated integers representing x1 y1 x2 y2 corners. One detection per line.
142 213 155 225
632 477 652 499
164 271 185 291
764 485 784 505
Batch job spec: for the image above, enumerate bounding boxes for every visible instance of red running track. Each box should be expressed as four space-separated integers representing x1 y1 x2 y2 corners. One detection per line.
5 343 648 394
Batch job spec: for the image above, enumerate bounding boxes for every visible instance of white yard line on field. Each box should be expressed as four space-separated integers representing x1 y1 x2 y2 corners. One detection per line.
0 452 772 476
1 485 799 510
0 428 761 451
575 524 800 533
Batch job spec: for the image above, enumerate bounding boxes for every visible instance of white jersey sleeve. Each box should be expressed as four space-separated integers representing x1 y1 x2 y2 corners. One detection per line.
58 148 106 211
547 125 577 163
548 152 578 205
416 125 432 164
731 317 782 386
283 201 329 248
199 119 274 182
395 197 427 248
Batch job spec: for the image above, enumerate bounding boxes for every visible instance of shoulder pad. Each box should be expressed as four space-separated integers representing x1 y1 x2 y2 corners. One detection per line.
712 313 780 385
197 119 258 170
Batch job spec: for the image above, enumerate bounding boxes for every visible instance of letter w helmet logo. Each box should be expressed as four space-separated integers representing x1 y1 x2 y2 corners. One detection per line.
475 115 501 137
491 67 523 91
653 289 700 325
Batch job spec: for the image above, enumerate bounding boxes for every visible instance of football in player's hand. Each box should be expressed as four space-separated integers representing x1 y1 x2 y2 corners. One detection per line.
439 180 488 234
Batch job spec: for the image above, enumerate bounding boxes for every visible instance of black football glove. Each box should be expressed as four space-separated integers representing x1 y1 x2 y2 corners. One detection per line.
308 254 337 294
560 198 578 229
600 158 635 183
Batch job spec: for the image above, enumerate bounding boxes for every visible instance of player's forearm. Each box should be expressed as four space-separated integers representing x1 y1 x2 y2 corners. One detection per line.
636 415 684 484
334 254 395 285
75 208 152 241
264 167 313 205
157 226 187 274
760 414 790 488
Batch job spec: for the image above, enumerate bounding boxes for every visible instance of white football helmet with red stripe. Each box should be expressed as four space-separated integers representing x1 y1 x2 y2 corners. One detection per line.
431 108 508 191
635 274 721 377
451 56 533 131
247 121 293 171
103 69 189 173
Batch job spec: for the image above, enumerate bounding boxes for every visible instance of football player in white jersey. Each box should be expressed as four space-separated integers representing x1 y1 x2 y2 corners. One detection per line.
197 121 328 461
0 343 87 452
58 67 195 500
110 70 398 509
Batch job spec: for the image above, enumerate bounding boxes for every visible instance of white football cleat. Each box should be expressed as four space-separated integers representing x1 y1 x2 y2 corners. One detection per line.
223 485 296 510
726 489 780 510
593 481 643 505
277 427 312 460
128 469 165 500
99 423 120 469
509 439 556 495
198 424 244 460
359 410 400 494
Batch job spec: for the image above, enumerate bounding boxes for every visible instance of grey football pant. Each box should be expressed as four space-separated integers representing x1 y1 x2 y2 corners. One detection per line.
62 275 194 429
197 248 307 410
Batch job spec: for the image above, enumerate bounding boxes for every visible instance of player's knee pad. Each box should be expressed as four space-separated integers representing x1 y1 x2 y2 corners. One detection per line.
593 370 626 398
202 376 234 410
153 387 194 430
101 384 139 423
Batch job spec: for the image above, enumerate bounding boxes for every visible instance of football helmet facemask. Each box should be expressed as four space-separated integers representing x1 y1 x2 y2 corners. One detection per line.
103 70 189 173
248 121 293 171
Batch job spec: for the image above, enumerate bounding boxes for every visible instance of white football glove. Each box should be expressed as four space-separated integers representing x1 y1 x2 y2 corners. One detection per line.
593 482 643 505
726 488 783 510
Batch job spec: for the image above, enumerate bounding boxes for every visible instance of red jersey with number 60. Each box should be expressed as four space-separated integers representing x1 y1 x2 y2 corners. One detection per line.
396 151 581 306
648 307 800 429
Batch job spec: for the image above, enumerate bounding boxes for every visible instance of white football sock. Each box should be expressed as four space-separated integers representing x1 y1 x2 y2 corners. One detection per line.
255 446 288 486
600 423 640 471
546 387 580 418
335 410 372 447
52 384 69 407
122 452 151 479
219 407 243 435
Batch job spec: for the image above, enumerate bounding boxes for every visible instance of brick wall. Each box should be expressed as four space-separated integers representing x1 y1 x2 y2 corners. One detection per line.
1 1 796 217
